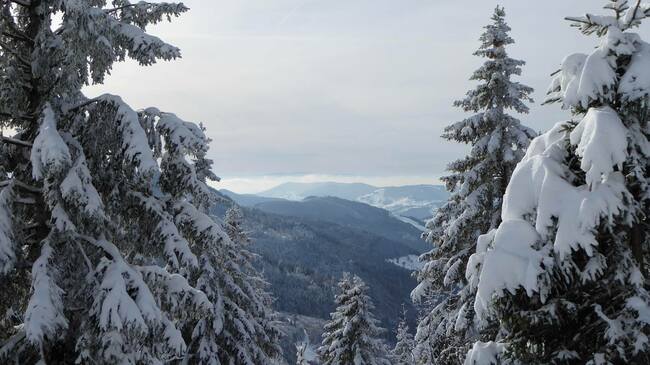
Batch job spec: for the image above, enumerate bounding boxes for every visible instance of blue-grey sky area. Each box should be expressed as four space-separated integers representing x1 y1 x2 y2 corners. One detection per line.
86 1 650 193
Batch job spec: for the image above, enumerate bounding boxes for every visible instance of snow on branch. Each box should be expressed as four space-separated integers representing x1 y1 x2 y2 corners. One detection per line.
148 108 210 156
30 104 71 180
60 152 104 217
113 21 181 64
174 200 230 246
566 1 650 33
545 25 650 109
619 41 650 100
24 242 68 346
61 0 183 71
137 265 211 313
94 94 158 174
109 1 189 29
472 121 631 319
463 341 506 365
94 258 153 333
139 108 218 197
544 53 588 107
129 192 198 269
570 106 628 186
75 234 193 359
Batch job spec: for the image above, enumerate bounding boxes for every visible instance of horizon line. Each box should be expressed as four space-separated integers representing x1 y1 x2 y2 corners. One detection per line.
210 173 444 194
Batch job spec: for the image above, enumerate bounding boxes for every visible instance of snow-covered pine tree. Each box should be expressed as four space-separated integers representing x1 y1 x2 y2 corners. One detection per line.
465 1 650 364
0 1 279 363
197 205 281 364
318 273 390 365
390 305 415 365
411 6 535 364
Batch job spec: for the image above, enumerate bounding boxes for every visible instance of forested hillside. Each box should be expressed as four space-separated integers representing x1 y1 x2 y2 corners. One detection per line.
212 192 424 336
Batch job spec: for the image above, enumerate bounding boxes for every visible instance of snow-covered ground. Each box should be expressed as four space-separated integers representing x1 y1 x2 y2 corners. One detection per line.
358 187 446 223
393 214 426 231
388 255 424 271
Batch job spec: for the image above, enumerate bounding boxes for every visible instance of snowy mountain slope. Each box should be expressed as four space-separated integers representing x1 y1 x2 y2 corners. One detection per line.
358 185 448 221
388 255 424 271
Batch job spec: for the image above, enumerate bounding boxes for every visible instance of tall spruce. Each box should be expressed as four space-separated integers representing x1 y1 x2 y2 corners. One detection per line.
412 6 535 364
318 273 390 365
466 1 650 364
0 1 279 363
390 305 415 365
212 206 282 364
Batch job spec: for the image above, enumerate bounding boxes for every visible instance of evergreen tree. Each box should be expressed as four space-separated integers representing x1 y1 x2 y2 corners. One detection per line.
412 6 535 364
466 1 650 364
296 341 309 365
0 1 278 363
205 206 282 364
318 273 390 365
390 305 415 365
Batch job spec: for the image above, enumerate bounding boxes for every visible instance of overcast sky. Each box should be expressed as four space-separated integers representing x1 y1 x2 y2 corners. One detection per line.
86 1 650 193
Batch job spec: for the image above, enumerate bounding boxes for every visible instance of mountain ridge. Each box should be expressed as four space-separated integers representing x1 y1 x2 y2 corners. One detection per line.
226 181 450 223
259 181 377 201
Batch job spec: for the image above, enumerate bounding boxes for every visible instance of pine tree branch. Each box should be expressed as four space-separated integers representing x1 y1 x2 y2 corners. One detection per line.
564 16 593 25
104 3 144 13
75 239 93 273
627 0 643 28
14 196 35 204
63 98 100 115
9 0 31 7
1 136 32 148
77 234 120 261
541 96 561 106
2 31 34 45
104 2 188 14
0 40 31 67
0 179 41 193
22 222 42 230
14 260 33 270
0 110 35 121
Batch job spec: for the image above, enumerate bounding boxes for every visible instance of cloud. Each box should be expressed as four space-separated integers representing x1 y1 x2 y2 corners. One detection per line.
85 0 645 186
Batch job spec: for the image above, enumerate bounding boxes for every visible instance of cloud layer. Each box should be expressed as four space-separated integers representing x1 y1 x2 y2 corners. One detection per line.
85 0 650 188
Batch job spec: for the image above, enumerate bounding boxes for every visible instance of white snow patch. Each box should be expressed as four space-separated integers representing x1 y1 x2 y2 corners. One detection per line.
464 341 506 365
388 255 424 271
31 104 71 180
393 214 426 231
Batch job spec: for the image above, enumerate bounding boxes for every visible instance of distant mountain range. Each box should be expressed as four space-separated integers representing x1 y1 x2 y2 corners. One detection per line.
210 189 431 363
225 181 449 226
258 181 378 201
